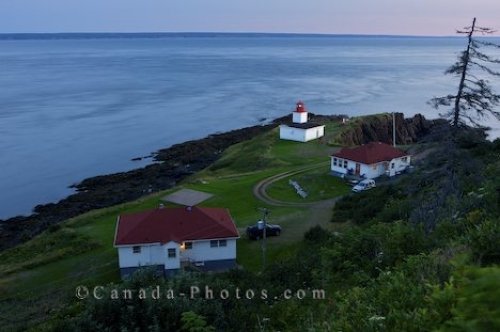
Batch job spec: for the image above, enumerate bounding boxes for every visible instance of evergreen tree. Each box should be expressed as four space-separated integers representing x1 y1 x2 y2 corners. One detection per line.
429 17 500 128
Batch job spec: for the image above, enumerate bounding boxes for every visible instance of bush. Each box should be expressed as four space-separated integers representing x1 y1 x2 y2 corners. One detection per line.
332 188 385 223
432 266 500 331
467 218 500 265
304 225 331 245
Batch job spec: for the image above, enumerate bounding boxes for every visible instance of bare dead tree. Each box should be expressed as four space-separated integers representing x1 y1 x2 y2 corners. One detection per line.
429 17 500 128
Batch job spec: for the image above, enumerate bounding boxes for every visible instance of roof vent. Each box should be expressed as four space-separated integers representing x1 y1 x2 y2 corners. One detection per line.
159 203 165 209
186 206 192 212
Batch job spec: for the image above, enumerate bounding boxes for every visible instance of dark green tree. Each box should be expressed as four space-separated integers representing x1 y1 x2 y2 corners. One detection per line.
180 311 215 332
429 17 500 128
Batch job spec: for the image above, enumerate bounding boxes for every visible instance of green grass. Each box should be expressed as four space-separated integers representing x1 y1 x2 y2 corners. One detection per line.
208 127 339 176
267 168 351 203
0 227 101 276
0 118 347 330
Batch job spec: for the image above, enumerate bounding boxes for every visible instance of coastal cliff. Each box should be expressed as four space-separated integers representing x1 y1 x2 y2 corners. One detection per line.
336 113 446 146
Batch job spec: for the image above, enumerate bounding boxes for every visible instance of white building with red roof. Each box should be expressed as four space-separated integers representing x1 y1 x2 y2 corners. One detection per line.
331 142 411 179
114 206 239 277
279 101 325 142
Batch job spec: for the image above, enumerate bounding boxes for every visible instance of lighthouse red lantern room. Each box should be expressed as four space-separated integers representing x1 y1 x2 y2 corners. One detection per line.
292 101 308 124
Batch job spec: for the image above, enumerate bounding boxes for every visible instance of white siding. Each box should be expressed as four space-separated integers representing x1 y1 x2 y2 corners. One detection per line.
280 125 306 142
359 162 386 179
331 156 356 176
388 156 411 176
303 126 325 141
292 112 308 123
180 239 237 263
331 155 411 179
117 241 180 270
117 239 237 271
280 125 324 142
118 243 164 268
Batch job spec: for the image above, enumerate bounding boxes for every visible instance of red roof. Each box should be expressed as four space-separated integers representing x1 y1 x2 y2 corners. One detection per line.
294 101 307 113
114 207 239 246
332 142 408 164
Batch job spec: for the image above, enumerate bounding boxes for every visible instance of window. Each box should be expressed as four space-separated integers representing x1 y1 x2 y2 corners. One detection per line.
184 242 193 250
132 246 141 254
391 163 395 169
333 158 337 166
372 164 377 170
210 240 227 248
168 248 176 258
343 160 348 168
402 157 408 162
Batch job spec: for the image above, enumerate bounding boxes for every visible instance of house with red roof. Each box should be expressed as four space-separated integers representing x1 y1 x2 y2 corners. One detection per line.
279 101 325 142
331 142 411 179
114 206 239 277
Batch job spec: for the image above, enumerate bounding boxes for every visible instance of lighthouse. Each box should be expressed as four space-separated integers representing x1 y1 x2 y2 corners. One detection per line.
279 101 325 142
292 101 308 124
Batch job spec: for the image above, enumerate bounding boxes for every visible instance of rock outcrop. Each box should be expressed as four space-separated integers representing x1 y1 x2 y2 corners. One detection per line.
337 113 445 146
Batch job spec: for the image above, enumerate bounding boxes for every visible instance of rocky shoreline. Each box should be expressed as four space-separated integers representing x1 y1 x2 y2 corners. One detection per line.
0 113 443 251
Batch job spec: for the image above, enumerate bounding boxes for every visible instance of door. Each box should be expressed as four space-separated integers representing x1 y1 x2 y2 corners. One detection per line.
355 163 361 175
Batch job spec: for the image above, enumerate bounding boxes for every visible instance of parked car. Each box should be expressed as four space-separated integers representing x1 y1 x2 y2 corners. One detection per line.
246 223 282 240
348 179 359 186
352 179 376 192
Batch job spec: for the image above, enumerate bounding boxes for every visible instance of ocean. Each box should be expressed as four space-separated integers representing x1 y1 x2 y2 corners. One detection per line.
1 33 499 219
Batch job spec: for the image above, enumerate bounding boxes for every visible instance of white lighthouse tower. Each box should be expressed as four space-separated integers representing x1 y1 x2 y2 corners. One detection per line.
279 101 325 142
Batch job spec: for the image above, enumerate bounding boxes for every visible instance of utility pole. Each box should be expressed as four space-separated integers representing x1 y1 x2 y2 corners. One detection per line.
258 208 269 271
392 112 396 147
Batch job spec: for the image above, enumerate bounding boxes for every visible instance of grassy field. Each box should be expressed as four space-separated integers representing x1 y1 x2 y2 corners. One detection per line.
207 127 339 175
266 168 351 203
0 122 346 330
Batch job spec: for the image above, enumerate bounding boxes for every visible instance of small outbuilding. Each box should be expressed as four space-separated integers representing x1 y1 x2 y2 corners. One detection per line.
279 101 325 142
331 142 411 179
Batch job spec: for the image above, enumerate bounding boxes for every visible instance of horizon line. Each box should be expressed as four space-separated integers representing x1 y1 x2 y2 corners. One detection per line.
0 31 475 38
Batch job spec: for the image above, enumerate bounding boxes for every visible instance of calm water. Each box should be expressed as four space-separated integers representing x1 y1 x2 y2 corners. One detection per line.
1 34 499 219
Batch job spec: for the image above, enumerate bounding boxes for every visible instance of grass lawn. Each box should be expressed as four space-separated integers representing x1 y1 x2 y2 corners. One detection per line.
207 127 339 176
266 168 351 203
0 119 346 330
185 168 299 226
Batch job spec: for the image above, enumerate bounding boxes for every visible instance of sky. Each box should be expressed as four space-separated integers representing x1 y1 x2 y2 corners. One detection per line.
1 0 499 36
